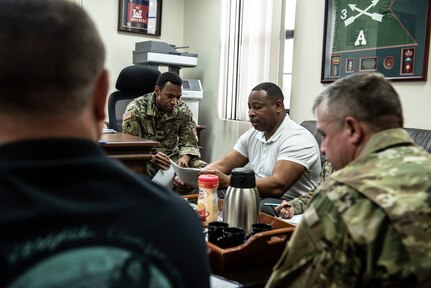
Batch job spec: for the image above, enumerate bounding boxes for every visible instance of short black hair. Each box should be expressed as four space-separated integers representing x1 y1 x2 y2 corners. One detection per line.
252 82 284 102
156 72 182 90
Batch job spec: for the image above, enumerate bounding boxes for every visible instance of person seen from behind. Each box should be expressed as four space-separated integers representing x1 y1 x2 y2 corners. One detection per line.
0 1 210 287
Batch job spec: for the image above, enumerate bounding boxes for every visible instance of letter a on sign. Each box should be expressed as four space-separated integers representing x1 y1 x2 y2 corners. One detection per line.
355 30 367 46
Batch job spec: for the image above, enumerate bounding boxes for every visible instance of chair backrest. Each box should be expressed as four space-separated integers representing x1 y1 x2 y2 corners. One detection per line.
405 127 431 153
300 120 322 147
300 120 326 167
108 65 161 132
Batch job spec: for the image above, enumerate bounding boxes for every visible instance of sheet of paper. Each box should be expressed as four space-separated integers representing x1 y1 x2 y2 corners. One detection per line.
280 214 303 226
151 165 175 189
169 159 200 189
101 128 116 134
210 275 242 288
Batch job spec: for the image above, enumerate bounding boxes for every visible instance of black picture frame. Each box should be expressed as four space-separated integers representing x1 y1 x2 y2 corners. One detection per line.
321 0 431 83
118 0 162 36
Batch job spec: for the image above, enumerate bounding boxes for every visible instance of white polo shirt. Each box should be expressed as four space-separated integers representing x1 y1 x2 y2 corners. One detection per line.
233 115 321 199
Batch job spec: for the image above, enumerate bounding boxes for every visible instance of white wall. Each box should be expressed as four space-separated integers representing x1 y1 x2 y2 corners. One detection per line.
81 0 185 95
182 0 251 162
290 0 431 130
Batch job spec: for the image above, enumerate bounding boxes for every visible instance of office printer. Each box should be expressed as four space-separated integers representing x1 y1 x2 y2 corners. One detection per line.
133 41 198 74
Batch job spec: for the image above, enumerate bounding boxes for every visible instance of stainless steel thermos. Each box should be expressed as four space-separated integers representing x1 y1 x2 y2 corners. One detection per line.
223 168 260 235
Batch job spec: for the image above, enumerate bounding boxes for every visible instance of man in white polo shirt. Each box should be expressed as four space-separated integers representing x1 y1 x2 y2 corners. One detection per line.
175 82 321 213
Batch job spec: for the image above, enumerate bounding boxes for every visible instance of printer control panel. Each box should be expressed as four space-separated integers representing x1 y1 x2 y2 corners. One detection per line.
182 79 203 99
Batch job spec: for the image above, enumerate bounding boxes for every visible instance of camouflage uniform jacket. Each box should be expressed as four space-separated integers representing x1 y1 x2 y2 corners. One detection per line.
122 92 201 176
267 128 431 288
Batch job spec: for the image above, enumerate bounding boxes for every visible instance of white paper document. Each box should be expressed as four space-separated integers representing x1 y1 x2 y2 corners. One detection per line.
281 214 303 226
210 275 243 288
169 159 200 189
101 128 116 134
151 165 175 189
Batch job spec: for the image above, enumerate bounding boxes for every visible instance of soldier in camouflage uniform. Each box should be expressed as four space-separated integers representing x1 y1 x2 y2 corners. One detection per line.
266 72 431 287
122 72 205 178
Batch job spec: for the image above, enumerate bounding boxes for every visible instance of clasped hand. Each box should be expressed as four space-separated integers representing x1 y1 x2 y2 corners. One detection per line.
275 201 295 219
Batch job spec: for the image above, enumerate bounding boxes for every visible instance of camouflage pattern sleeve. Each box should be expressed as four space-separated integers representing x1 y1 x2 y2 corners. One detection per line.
288 189 315 214
267 178 417 287
320 159 334 183
122 100 142 137
176 102 200 158
267 181 364 287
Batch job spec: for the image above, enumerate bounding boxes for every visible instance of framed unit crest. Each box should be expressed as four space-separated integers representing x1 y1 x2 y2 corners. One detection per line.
321 0 431 82
118 0 162 36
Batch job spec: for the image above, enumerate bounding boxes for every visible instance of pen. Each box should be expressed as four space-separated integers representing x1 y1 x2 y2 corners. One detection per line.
264 202 292 207
264 203 281 207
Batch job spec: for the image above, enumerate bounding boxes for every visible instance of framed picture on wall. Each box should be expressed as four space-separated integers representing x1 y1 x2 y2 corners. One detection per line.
118 0 162 36
321 0 431 83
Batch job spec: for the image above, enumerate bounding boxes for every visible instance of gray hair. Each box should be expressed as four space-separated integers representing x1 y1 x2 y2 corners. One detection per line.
313 73 403 130
0 0 105 115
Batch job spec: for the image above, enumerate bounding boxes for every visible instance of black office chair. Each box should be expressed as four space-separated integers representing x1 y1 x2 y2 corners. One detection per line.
108 65 161 132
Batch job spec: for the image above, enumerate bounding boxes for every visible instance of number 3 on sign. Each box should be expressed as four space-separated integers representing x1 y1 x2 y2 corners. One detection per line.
340 9 347 20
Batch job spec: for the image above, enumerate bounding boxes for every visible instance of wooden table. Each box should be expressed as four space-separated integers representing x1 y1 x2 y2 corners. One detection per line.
100 133 159 175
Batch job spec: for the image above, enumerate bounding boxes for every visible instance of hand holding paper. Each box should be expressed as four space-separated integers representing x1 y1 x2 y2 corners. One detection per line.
151 151 171 170
169 159 200 189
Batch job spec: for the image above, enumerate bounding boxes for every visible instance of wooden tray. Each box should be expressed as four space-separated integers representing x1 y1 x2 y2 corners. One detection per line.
207 213 295 273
